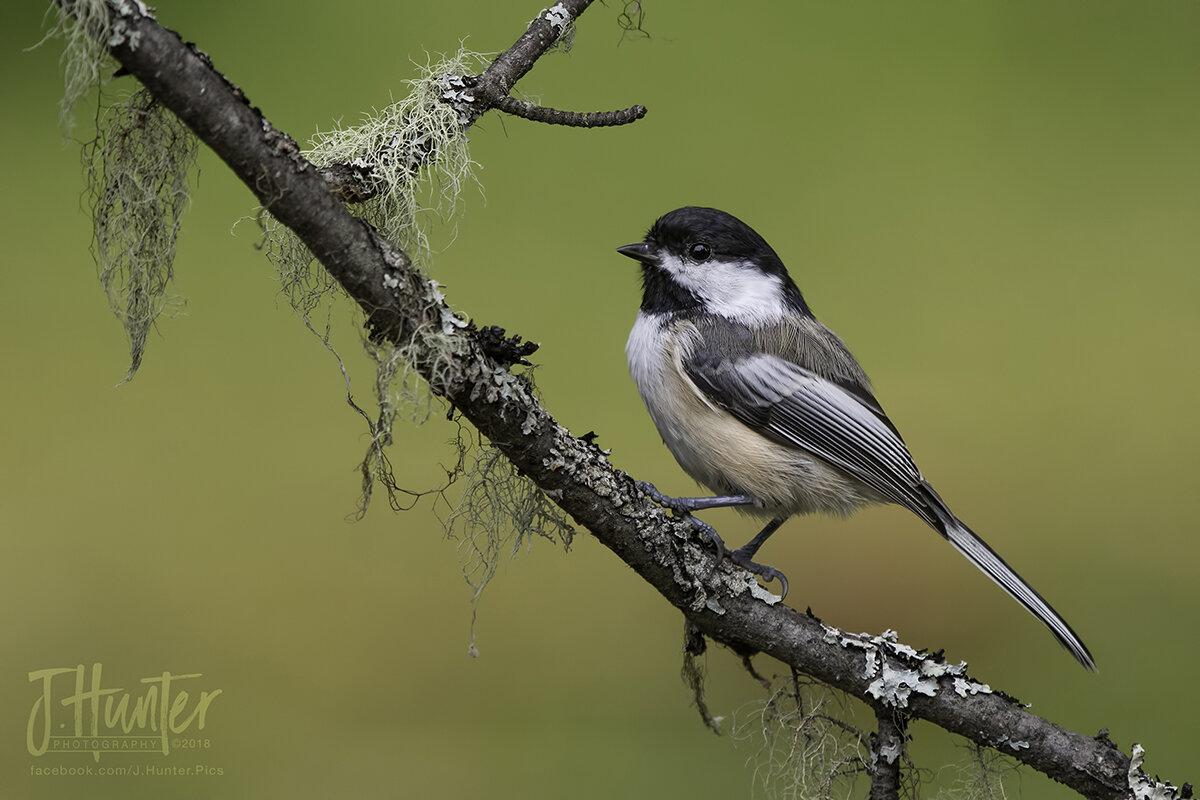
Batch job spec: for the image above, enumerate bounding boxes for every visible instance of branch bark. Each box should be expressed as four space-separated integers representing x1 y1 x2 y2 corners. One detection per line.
63 2 1183 799
870 708 907 800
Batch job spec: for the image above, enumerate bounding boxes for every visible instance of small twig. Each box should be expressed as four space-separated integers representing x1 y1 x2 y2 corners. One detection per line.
683 622 721 734
491 95 646 127
472 324 540 367
870 708 908 800
740 653 772 692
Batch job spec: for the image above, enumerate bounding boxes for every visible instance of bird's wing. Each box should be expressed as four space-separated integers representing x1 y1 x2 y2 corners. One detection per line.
684 350 936 524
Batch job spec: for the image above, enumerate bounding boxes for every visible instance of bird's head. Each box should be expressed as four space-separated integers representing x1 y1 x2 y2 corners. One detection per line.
617 206 808 322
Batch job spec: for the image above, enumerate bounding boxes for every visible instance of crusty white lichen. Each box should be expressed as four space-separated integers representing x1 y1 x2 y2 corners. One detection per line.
821 627 990 710
538 3 576 52
953 676 993 698
876 734 904 766
438 74 478 127
1129 744 1188 800
542 2 570 31
867 660 938 708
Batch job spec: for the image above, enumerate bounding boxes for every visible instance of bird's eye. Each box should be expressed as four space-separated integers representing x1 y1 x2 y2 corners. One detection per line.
689 242 711 262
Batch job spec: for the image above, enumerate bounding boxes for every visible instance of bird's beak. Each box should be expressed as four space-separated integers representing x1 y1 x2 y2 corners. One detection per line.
617 242 659 265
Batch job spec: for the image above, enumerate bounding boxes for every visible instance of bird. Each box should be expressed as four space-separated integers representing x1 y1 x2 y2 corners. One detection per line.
616 206 1095 670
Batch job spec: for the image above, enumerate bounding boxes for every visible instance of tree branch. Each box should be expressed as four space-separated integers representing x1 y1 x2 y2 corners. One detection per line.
870 707 907 800
490 94 647 128
63 2 1186 799
320 0 644 203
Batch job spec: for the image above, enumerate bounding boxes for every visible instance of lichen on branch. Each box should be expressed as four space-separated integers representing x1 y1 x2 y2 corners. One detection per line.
87 87 197 382
46 0 195 381
306 49 487 260
261 50 488 518
444 436 575 654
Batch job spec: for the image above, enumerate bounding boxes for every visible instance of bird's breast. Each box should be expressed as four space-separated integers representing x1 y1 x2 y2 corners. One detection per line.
625 313 877 518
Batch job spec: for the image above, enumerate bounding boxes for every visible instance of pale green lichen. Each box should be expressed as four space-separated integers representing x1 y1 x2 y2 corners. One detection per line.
87 88 197 382
617 1 650 42
734 632 1028 800
305 48 487 261
735 676 872 800
262 49 486 517
356 319 466 517
682 625 723 734
270 220 342 319
443 440 574 655
41 0 153 134
260 47 574 636
930 745 1015 800
41 0 114 137
267 48 486 311
45 0 193 381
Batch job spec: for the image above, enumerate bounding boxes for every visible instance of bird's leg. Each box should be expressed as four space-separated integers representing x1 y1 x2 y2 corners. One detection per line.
732 518 786 560
635 480 755 513
635 480 754 560
674 514 727 562
637 481 789 598
727 518 789 598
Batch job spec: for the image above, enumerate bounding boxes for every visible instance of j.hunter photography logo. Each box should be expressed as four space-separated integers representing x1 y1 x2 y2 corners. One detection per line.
27 663 222 763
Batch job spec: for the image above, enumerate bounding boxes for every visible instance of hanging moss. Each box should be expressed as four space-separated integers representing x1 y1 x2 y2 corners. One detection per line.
443 439 574 656
88 88 197 383
262 50 488 510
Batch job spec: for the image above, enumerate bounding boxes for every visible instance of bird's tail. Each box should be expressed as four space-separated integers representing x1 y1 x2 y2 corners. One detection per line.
921 484 1097 671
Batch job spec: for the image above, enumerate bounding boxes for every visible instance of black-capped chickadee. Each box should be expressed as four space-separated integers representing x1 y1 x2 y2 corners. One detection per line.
617 206 1095 670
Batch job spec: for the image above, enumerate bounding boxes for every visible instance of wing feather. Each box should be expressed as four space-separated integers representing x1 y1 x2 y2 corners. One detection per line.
685 352 935 524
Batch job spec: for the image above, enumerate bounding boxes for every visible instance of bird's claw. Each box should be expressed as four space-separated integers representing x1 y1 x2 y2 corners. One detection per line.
728 547 790 599
663 510 728 560
677 516 787 599
636 480 691 513
693 519 726 563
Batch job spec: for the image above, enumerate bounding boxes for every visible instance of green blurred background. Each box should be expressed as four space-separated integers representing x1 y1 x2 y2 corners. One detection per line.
2 1 1197 797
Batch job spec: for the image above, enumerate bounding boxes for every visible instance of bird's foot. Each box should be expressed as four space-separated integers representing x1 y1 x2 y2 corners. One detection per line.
636 480 725 555
664 511 788 599
636 480 786 597
677 514 727 562
727 546 789 599
636 480 699 513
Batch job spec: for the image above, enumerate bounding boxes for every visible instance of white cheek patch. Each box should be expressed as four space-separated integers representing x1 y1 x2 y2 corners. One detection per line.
658 253 787 325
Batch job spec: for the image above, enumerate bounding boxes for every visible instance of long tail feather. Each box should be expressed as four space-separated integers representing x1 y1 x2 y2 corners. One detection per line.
919 484 1096 670
944 517 1095 670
